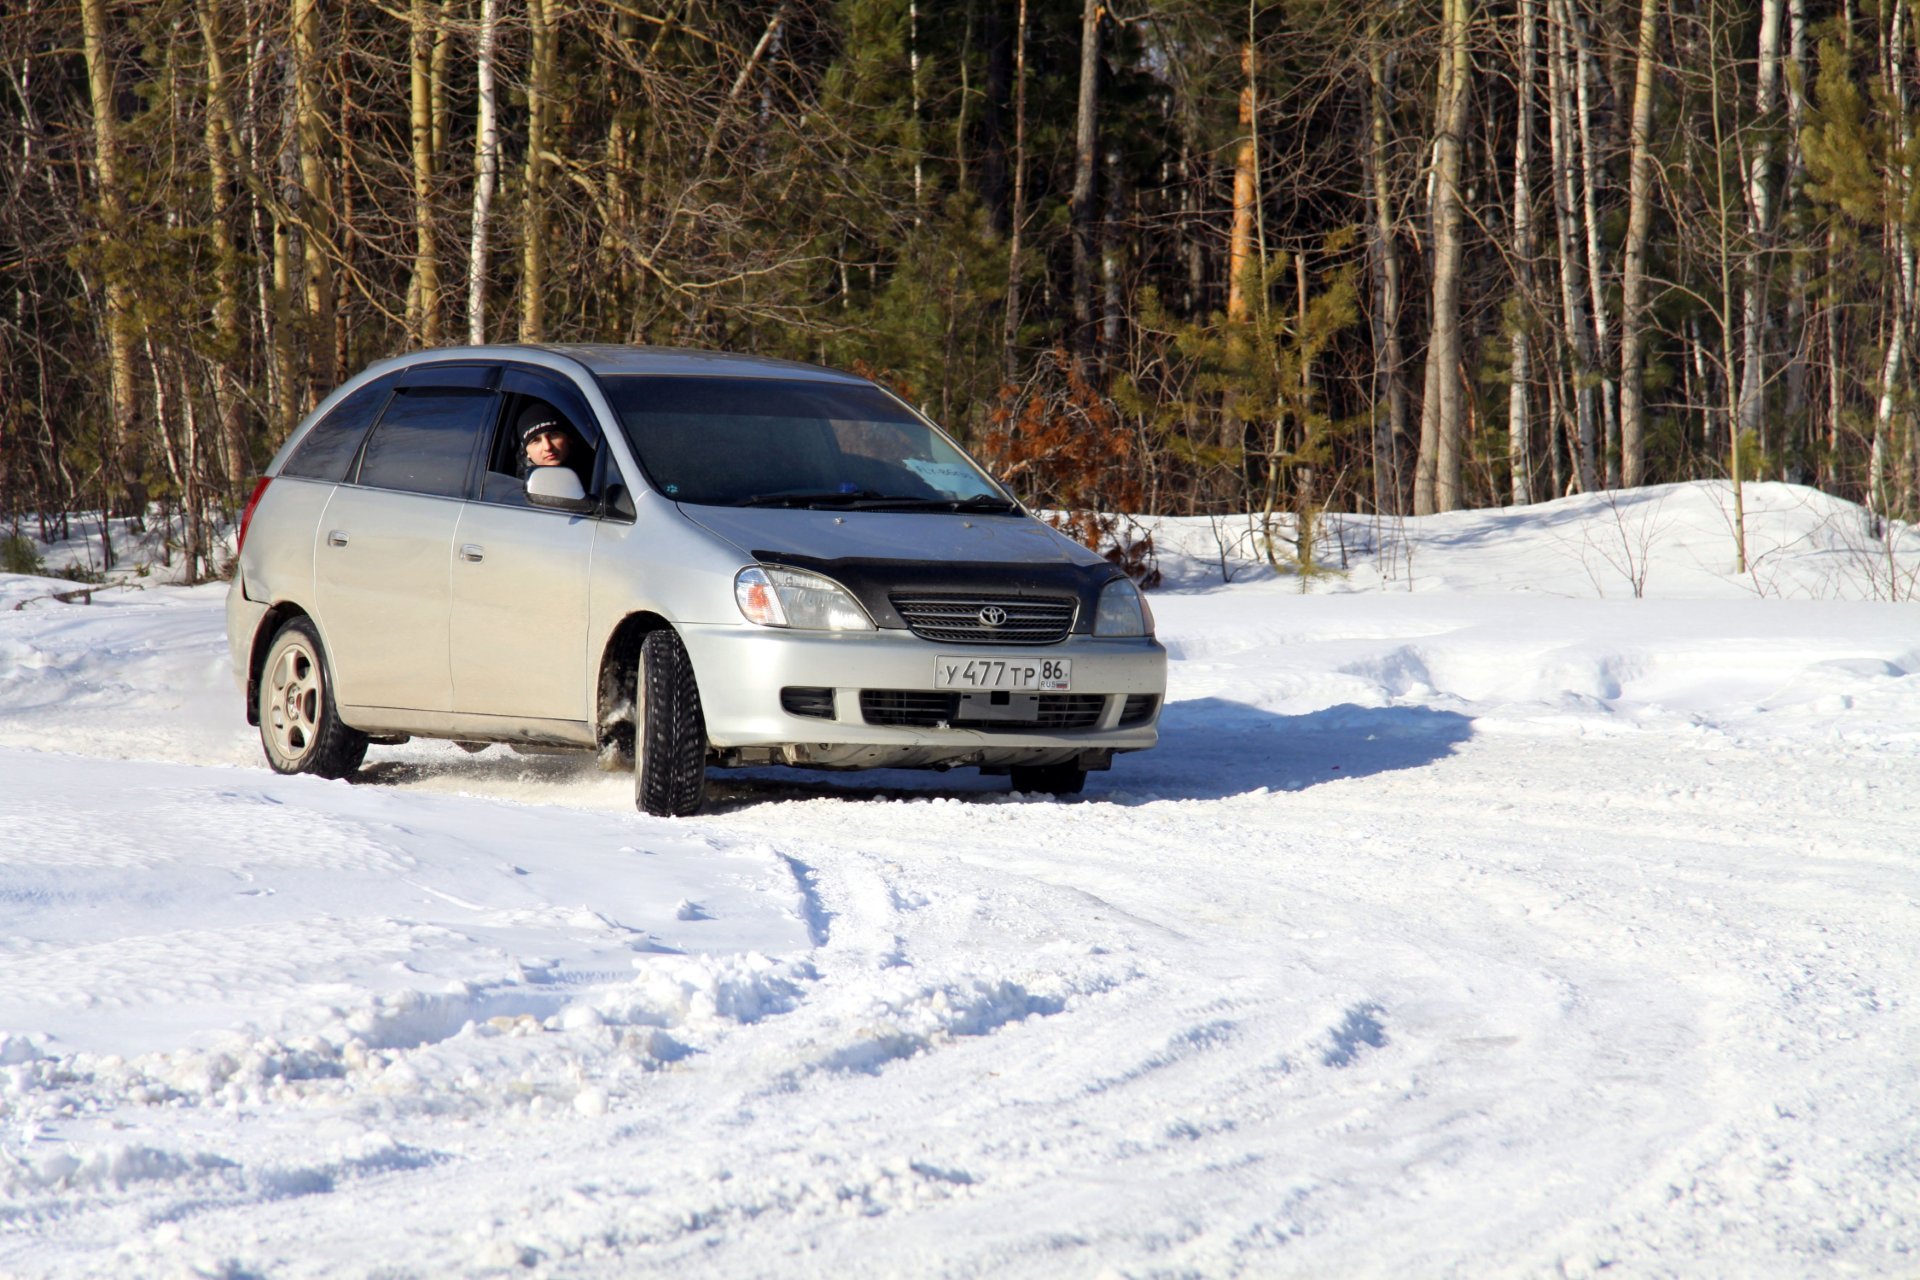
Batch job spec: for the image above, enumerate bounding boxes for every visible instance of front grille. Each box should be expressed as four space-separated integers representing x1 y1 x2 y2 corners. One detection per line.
860 690 957 727
859 690 1108 732
780 686 836 720
1117 694 1160 727
889 593 1076 645
1032 694 1108 729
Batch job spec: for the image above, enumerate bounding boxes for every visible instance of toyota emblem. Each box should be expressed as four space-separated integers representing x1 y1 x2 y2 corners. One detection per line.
977 606 1009 628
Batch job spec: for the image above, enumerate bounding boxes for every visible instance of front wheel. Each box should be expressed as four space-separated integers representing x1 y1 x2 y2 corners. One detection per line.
1009 761 1087 795
257 617 368 779
635 629 708 817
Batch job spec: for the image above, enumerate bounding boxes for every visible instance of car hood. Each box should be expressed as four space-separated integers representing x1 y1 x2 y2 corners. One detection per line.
677 504 1104 568
675 504 1120 633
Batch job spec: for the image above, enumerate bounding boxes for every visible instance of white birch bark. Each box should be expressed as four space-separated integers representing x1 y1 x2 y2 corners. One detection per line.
1509 0 1538 505
1570 6 1618 485
466 0 498 344
1870 0 1909 516
1548 0 1599 491
1737 0 1784 451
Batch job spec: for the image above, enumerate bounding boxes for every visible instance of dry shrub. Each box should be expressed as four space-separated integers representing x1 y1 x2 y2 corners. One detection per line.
978 350 1160 587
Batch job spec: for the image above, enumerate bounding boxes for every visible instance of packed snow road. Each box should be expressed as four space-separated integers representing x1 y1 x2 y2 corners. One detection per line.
2 483 1918 1276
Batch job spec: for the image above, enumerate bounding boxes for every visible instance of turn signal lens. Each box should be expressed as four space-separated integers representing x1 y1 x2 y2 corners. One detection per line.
734 568 787 626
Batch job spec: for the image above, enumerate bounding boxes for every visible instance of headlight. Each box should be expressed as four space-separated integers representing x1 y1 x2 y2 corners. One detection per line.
734 566 875 631
1092 578 1154 637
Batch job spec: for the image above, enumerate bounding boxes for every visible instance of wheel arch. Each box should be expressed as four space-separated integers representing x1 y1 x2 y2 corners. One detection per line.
596 610 676 760
245 602 312 726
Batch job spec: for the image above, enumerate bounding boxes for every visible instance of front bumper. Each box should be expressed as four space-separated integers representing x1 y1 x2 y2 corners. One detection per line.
677 623 1164 767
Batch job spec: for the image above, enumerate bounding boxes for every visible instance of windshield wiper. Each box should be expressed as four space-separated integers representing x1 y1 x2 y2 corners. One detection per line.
839 493 1021 513
951 493 1022 512
735 488 887 508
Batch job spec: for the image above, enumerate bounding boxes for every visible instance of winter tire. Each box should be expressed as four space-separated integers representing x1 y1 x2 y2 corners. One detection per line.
257 617 368 779
635 629 708 817
1009 761 1087 795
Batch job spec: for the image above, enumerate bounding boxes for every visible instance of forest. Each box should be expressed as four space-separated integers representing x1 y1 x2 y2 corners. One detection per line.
0 0 1909 579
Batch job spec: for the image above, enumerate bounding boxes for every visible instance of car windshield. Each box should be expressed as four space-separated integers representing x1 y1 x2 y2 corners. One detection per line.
599 375 1015 511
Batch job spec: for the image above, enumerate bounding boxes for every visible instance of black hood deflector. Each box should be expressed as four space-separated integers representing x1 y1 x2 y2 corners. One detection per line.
750 549 1122 634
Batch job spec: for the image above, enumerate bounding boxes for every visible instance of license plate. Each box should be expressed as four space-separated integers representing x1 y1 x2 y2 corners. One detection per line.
936 656 1071 692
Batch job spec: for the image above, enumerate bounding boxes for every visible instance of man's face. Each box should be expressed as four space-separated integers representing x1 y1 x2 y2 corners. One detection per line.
525 428 571 468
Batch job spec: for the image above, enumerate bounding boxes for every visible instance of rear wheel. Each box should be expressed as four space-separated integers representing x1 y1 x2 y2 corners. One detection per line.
257 617 368 779
635 629 708 816
1009 761 1087 795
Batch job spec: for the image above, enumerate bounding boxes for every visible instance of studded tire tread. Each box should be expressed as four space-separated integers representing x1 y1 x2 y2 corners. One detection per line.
636 629 709 817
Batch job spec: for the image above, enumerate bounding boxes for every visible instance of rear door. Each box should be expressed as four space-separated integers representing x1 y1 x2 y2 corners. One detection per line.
449 364 604 725
314 363 497 713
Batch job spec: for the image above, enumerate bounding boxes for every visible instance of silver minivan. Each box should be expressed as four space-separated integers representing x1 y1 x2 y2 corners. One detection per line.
226 345 1165 815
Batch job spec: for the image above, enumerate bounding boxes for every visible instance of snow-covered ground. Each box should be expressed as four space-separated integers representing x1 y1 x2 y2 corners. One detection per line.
2 481 1918 1277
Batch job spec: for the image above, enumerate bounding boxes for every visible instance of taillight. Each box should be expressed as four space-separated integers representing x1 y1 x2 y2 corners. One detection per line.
236 477 272 556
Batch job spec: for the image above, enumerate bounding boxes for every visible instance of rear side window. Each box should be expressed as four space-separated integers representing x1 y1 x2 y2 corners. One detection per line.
355 389 496 498
280 375 397 481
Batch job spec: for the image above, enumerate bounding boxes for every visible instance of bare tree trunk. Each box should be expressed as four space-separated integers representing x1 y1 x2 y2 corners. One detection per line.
78 0 134 534
467 0 499 344
1069 0 1102 375
197 0 252 493
1870 0 1910 517
1102 146 1123 355
1001 0 1028 378
1571 7 1619 485
1738 0 1784 457
1826 219 1843 491
1707 3 1748 570
243 6 293 439
1618 0 1660 488
520 0 553 342
292 0 335 396
1419 0 1471 513
1367 18 1408 514
408 0 441 345
1227 42 1257 323
1549 0 1599 491
333 0 357 379
1781 0 1809 471
1509 0 1538 505
909 0 923 223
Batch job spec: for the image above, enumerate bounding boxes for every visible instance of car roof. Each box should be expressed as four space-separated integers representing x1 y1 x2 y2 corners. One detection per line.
386 343 869 384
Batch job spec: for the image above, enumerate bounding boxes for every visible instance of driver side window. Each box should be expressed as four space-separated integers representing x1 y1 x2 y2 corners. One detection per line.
479 369 601 508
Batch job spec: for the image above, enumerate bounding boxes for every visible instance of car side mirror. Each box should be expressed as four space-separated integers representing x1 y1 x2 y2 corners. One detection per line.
527 465 593 513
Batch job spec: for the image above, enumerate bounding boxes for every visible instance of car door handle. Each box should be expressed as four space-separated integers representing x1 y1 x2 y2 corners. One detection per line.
326 530 349 547
459 543 485 562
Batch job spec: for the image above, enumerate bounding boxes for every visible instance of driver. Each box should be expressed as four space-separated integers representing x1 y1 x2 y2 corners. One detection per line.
516 402 591 488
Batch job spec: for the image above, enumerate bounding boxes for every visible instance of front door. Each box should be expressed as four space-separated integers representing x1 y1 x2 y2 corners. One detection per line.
449 364 603 725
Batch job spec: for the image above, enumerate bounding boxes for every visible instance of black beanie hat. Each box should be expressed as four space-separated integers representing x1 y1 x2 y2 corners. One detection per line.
518 403 564 444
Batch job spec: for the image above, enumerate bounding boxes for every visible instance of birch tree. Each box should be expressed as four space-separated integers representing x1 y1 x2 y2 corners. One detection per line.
1618 0 1662 488
467 0 499 344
